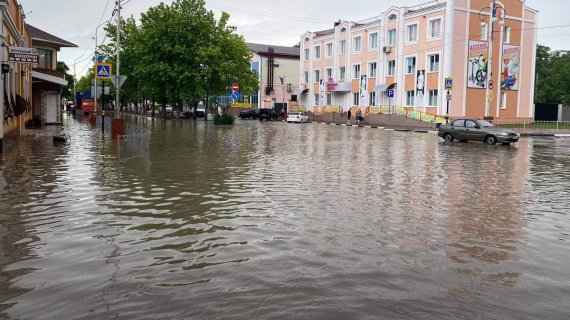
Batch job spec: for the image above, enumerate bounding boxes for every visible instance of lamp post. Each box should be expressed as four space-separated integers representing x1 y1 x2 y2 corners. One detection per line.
479 0 506 118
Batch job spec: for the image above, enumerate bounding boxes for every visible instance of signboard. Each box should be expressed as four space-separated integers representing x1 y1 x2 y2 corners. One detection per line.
445 78 453 90
359 75 368 107
416 70 425 108
488 91 494 102
231 91 240 101
110 75 127 88
8 47 39 64
319 79 326 106
95 63 112 79
231 83 239 92
387 89 394 98
326 77 337 91
467 41 489 88
501 44 520 90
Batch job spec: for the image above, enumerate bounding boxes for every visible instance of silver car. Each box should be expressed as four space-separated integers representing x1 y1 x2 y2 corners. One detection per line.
438 119 520 145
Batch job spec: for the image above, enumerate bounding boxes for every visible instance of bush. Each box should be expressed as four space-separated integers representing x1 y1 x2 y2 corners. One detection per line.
214 112 235 125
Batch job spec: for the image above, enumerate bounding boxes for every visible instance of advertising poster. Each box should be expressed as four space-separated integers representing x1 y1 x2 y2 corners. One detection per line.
467 41 489 88
501 44 520 90
319 79 326 106
359 75 368 107
416 70 425 108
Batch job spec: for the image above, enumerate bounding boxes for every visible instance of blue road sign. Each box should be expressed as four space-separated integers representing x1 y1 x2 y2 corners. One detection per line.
231 91 240 101
387 89 394 98
445 78 453 90
95 64 111 79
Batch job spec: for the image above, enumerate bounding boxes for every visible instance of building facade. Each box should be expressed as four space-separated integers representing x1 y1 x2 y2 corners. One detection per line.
300 0 537 121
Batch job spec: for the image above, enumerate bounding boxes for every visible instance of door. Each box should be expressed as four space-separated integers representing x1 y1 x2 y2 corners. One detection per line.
46 94 58 123
465 120 484 141
450 119 466 140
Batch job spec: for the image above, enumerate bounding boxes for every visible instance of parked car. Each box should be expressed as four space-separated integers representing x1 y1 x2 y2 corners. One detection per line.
287 112 309 123
240 108 259 120
438 119 520 145
258 108 281 121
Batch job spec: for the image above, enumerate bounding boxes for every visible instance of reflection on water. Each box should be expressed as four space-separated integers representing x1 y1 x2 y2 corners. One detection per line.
0 117 569 319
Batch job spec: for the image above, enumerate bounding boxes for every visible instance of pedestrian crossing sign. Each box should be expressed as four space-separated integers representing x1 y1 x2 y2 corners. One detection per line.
95 63 112 79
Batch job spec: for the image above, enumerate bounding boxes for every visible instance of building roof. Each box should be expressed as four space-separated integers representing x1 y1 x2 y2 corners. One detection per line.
247 43 300 58
25 24 78 48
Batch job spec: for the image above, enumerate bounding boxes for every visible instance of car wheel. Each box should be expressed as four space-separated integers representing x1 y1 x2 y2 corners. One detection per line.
443 133 454 142
485 135 498 145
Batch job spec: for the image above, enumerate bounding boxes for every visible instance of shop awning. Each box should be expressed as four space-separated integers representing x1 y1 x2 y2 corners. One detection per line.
32 71 68 86
329 82 352 92
293 88 309 96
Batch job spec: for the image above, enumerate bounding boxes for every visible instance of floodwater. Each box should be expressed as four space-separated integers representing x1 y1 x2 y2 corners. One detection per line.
1 116 569 320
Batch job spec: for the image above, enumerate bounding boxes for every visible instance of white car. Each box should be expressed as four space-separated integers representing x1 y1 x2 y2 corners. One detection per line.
287 112 309 123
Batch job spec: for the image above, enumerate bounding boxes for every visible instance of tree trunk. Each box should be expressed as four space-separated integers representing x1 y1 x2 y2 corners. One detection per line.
151 100 155 118
204 94 209 121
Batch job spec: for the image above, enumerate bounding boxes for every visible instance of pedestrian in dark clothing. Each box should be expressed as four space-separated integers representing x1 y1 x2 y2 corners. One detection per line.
347 109 352 125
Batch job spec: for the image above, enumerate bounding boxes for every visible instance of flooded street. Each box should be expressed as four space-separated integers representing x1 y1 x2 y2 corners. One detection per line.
1 116 569 319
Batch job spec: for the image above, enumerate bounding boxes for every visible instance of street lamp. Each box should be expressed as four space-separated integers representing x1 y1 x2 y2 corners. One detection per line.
479 0 506 118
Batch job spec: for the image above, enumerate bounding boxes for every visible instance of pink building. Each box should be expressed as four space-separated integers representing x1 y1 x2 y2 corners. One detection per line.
300 0 537 121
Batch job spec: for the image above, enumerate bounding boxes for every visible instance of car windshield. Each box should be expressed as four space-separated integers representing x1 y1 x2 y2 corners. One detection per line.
476 120 495 128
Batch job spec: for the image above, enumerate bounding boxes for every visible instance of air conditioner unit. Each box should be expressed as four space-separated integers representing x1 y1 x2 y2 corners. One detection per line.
383 46 392 53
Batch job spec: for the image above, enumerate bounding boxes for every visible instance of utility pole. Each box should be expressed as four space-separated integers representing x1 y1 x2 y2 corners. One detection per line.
115 0 121 113
94 30 98 114
482 0 505 118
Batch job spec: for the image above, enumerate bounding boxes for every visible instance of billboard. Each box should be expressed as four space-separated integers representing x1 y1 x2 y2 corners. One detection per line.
501 44 520 90
359 75 368 107
416 70 425 108
8 47 39 64
467 41 488 88
319 79 326 106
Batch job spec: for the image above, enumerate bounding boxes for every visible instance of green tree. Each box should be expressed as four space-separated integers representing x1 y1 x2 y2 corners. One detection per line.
56 61 75 100
535 45 570 105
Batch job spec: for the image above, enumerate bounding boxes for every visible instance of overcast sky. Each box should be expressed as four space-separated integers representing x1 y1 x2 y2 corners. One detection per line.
22 0 570 77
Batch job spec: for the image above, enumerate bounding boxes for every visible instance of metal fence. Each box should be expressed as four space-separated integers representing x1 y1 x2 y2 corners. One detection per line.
489 120 570 132
116 128 151 162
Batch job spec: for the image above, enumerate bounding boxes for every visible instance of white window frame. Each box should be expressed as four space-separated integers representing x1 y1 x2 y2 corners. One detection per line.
352 63 361 80
315 94 320 105
369 32 379 50
387 60 396 76
314 45 321 59
387 29 397 46
326 93 332 105
339 66 346 81
303 71 309 84
406 90 415 106
304 48 310 61
339 40 346 55
405 22 419 44
368 61 377 78
325 67 333 80
481 24 488 41
504 26 511 44
427 53 440 73
314 69 320 83
353 92 359 106
352 35 362 53
405 56 417 74
427 17 443 40
501 92 507 109
369 91 377 106
325 42 333 58
428 89 439 106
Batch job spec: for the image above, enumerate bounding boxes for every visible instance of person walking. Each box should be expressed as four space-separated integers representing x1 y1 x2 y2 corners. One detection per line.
347 109 352 125
356 108 362 126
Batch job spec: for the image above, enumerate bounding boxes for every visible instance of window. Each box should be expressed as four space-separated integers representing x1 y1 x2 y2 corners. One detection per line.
428 90 439 106
389 14 398 21
353 64 361 79
326 43 333 57
339 67 346 81
369 62 377 78
304 71 309 84
339 40 346 55
326 93 332 105
304 48 310 61
481 24 488 41
428 19 442 39
353 92 360 106
387 60 396 76
406 57 416 74
369 92 377 106
37 49 53 69
452 120 465 127
388 29 397 45
315 94 320 105
406 24 418 43
314 45 321 59
369 33 378 49
501 92 507 109
466 120 478 128
504 26 511 43
314 70 320 83
428 54 440 72
326 68 333 80
353 36 362 52
406 91 415 106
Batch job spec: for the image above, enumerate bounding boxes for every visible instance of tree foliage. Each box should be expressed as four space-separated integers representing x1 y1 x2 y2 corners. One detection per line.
56 61 75 100
96 0 257 113
535 45 570 105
